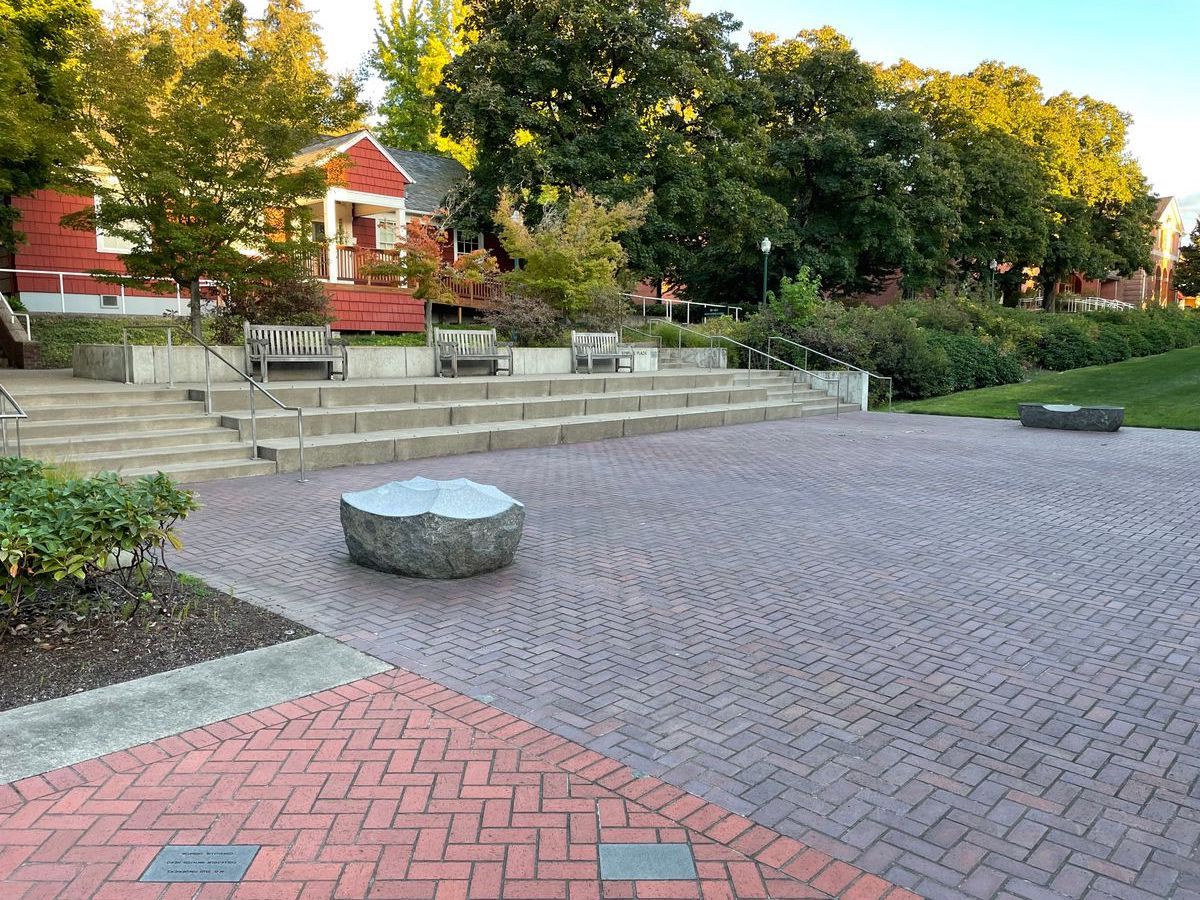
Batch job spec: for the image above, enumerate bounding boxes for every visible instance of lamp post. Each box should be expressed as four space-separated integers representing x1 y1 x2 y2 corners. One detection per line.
989 259 999 304
760 237 772 306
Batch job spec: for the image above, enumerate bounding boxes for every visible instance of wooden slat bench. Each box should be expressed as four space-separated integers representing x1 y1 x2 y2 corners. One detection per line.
243 322 348 383
571 331 634 374
434 327 513 377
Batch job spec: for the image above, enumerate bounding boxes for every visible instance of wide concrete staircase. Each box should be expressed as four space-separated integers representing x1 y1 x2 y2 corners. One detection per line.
5 369 844 482
9 384 277 482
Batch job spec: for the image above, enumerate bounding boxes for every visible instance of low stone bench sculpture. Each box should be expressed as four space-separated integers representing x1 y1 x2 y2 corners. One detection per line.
340 476 524 578
1018 403 1124 432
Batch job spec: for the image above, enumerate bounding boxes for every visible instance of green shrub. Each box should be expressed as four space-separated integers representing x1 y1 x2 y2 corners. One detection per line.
0 459 197 613
1035 319 1099 370
341 332 427 347
28 314 218 368
928 332 1024 392
1092 324 1132 365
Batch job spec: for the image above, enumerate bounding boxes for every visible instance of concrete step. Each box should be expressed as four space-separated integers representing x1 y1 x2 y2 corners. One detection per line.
12 388 192 409
258 397 845 473
22 427 241 456
117 457 279 484
197 371 743 412
49 442 257 475
15 413 223 440
218 385 772 440
24 400 205 422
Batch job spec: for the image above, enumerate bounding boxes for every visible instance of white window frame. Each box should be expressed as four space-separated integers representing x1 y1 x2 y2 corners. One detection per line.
453 229 484 260
94 195 136 255
375 216 399 251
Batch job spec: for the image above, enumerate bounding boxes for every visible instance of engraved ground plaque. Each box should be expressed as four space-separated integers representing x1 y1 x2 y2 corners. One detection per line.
140 845 260 882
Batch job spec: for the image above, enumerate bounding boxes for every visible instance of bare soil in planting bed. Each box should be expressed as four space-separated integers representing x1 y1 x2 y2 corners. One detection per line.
0 574 313 712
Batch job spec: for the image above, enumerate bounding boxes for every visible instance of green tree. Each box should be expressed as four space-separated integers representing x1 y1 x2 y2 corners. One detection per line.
894 61 1154 310
493 190 646 321
747 29 963 297
0 0 95 250
1174 219 1200 298
373 0 471 163
65 0 349 336
439 0 781 304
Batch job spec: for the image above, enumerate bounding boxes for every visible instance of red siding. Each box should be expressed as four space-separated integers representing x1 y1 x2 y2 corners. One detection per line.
342 139 408 198
326 285 424 332
10 190 165 297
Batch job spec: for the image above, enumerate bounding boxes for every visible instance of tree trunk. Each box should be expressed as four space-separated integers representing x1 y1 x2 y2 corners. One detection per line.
1041 276 1058 313
425 299 433 347
189 278 203 339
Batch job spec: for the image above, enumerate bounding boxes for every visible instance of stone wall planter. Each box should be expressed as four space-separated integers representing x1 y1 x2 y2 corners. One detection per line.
340 477 525 579
1018 403 1124 432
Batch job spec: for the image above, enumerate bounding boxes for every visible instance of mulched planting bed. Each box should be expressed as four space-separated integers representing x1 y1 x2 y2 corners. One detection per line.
0 573 313 712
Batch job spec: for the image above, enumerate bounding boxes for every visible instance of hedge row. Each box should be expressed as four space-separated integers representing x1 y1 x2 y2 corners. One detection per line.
723 296 1200 402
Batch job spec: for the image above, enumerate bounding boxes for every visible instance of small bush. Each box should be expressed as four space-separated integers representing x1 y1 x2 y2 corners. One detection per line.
1036 319 1098 371
481 293 565 347
0 459 197 614
927 332 1024 392
213 262 332 344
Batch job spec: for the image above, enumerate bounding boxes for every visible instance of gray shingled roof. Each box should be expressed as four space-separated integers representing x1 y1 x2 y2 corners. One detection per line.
385 148 468 214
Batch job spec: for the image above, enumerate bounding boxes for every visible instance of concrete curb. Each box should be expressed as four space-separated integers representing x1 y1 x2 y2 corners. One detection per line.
0 635 390 784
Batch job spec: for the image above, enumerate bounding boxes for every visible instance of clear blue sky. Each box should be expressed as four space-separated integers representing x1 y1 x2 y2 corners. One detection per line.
692 0 1199 224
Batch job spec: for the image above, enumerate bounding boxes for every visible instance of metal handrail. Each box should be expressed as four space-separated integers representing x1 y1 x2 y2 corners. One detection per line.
0 266 217 315
768 335 893 411
622 293 743 322
0 291 31 340
666 322 840 416
121 324 307 482
620 324 662 348
0 382 28 458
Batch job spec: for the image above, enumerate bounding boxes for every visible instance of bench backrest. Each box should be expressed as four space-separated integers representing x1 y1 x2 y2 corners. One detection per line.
434 328 498 355
244 322 333 357
571 331 622 353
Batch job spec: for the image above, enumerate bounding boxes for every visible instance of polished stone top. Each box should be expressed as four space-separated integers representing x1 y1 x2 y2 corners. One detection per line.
341 477 523 520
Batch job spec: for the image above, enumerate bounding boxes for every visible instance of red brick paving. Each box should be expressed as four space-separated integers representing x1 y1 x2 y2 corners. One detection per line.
0 668 918 899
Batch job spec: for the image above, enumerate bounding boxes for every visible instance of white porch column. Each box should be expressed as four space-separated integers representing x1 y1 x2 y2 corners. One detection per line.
324 192 339 282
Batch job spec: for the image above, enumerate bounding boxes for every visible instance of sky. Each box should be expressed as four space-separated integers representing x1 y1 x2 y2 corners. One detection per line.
99 0 1200 227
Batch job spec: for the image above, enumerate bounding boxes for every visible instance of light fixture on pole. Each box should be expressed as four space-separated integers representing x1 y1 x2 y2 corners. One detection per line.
760 237 772 306
989 259 999 304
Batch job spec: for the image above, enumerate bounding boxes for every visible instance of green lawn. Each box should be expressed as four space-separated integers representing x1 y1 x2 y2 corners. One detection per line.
897 346 1200 430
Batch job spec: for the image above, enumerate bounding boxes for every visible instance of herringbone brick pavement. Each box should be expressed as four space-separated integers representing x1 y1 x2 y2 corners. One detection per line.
0 669 914 899
174 414 1200 899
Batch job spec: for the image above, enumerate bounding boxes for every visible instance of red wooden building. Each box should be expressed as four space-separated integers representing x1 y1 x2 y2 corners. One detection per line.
0 130 504 333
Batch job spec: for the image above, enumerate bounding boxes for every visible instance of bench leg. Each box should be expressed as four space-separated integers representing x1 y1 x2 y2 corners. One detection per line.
262 358 269 384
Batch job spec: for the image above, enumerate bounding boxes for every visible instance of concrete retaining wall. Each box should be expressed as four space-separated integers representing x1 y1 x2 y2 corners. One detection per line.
809 369 869 411
73 343 660 383
659 348 728 369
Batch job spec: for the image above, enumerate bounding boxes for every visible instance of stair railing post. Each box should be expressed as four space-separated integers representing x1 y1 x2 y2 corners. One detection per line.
166 327 174 388
122 328 130 384
202 346 212 415
296 409 306 483
248 380 257 460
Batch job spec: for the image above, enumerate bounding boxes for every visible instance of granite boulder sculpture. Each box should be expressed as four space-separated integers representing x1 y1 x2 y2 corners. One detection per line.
1018 403 1124 432
341 477 525 579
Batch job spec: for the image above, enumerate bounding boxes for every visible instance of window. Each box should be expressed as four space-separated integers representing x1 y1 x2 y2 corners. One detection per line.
94 192 138 254
454 229 484 258
375 216 399 250
100 295 119 309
